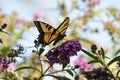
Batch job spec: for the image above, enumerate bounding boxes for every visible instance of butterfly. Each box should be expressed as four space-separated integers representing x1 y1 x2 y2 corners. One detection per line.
34 17 69 47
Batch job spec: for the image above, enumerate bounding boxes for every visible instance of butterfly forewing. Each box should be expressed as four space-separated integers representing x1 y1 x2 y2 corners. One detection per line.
57 17 69 34
52 17 69 45
34 21 44 33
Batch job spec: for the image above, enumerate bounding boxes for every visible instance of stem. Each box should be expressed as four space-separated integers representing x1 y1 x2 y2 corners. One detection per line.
36 47 43 80
44 68 75 76
43 65 51 75
4 70 7 79
116 70 120 79
99 51 116 80
39 55 43 73
102 62 116 80
39 65 51 80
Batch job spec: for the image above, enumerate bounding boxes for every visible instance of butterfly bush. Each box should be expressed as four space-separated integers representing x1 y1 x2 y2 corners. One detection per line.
45 40 81 65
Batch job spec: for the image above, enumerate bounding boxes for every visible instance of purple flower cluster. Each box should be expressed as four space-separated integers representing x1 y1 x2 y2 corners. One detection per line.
82 68 110 79
0 58 9 71
45 40 81 65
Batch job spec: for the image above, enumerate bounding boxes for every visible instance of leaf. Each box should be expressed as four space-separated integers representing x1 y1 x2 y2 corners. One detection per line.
88 59 103 65
81 49 97 59
116 70 120 78
62 63 68 69
107 56 120 66
100 47 105 59
14 66 41 73
115 49 120 55
66 70 74 76
50 75 70 80
105 56 110 59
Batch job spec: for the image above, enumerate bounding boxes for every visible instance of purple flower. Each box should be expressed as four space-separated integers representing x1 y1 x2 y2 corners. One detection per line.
45 40 81 65
45 49 59 65
0 58 9 71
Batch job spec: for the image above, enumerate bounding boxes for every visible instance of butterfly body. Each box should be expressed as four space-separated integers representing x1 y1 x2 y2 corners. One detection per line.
34 17 69 47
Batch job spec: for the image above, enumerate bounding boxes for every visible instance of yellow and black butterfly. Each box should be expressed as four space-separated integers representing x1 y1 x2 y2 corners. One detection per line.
34 17 69 47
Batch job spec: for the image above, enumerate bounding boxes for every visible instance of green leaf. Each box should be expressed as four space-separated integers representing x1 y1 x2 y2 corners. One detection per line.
115 49 120 55
14 66 41 73
50 75 70 80
105 56 110 59
100 47 105 59
88 59 103 65
116 70 120 78
66 70 74 76
62 63 68 69
107 56 120 66
81 49 97 59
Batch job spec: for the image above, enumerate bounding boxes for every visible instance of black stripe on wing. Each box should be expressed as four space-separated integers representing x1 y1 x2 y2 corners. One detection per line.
57 17 69 34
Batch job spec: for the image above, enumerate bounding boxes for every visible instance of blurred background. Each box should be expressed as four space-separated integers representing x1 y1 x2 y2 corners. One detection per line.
0 0 120 79
0 0 119 55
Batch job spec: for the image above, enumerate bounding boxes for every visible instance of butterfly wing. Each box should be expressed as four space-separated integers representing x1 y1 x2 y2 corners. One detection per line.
34 21 59 45
57 17 69 35
53 17 69 45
